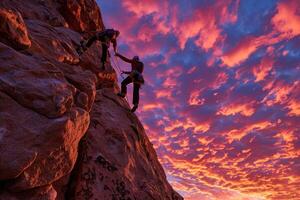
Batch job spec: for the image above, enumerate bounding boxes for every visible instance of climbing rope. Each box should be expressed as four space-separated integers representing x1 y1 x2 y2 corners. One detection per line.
111 54 124 80
114 54 124 79
109 50 130 103
115 54 122 76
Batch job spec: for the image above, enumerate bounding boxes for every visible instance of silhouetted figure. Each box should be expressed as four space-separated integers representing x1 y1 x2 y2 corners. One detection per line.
115 52 144 113
77 29 120 70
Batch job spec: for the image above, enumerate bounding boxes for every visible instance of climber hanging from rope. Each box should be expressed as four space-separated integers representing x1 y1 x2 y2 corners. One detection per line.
115 52 144 113
76 28 120 70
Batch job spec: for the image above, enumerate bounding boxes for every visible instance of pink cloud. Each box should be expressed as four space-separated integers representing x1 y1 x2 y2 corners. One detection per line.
189 90 205 106
263 81 298 106
217 101 256 117
225 121 273 142
164 118 210 133
287 99 300 117
272 0 300 38
253 57 274 82
142 102 164 111
211 71 228 89
221 36 259 67
173 8 222 50
221 0 300 68
122 0 167 17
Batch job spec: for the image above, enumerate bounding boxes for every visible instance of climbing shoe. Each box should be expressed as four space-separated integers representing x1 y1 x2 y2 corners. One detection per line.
101 62 106 70
76 46 84 56
117 93 125 98
76 41 87 56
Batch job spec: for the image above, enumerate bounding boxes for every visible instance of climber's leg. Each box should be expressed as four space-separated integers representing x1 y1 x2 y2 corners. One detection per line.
101 43 108 70
86 35 98 48
118 76 132 97
77 35 97 55
131 83 140 112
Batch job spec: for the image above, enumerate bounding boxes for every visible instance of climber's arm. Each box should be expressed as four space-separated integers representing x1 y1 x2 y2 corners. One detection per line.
112 39 117 53
77 33 101 55
115 53 133 63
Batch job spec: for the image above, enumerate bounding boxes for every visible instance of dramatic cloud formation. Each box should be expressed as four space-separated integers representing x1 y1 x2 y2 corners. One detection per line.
98 0 300 199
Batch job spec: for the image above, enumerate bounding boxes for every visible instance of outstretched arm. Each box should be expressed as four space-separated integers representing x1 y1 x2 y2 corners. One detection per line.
115 52 133 63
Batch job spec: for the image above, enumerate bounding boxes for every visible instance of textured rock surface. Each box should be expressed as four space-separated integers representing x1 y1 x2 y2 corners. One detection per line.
0 8 31 50
66 89 183 200
0 0 183 199
59 0 105 32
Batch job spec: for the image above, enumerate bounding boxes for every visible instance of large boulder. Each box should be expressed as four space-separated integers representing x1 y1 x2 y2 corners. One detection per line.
0 92 89 190
0 8 31 50
0 43 76 118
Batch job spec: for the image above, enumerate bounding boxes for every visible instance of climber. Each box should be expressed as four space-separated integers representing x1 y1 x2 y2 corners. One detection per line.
76 28 120 70
115 52 144 113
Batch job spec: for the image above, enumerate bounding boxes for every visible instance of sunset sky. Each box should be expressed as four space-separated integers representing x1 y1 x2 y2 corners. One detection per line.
98 0 300 199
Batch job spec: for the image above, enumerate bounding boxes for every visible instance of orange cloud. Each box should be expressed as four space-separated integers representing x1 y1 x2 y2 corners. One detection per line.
263 81 298 106
189 90 205 106
274 130 297 144
142 103 164 111
155 89 173 99
211 72 228 89
221 36 259 67
164 118 210 133
221 1 300 68
253 57 274 82
287 99 300 116
174 8 224 51
122 0 166 16
158 66 183 78
225 121 272 141
218 101 256 117
272 0 300 38
194 21 221 50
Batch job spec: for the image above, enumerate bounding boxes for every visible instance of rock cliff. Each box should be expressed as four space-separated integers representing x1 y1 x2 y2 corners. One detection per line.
0 0 183 200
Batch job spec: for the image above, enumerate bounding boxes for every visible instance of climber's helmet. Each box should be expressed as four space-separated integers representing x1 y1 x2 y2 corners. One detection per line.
133 56 139 61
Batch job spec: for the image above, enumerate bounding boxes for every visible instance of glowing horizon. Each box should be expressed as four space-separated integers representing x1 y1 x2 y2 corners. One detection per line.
98 0 300 199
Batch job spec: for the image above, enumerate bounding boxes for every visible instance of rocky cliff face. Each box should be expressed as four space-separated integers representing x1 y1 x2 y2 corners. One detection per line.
0 1 183 200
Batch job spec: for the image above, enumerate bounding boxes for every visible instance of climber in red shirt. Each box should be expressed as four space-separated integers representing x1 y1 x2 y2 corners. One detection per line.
115 52 144 113
76 29 120 70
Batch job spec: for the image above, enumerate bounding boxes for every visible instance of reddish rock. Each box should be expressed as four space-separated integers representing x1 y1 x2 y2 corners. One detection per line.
0 43 76 118
66 89 183 200
0 92 89 191
58 0 105 32
0 0 67 27
0 8 31 50
0 0 183 199
26 19 80 64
